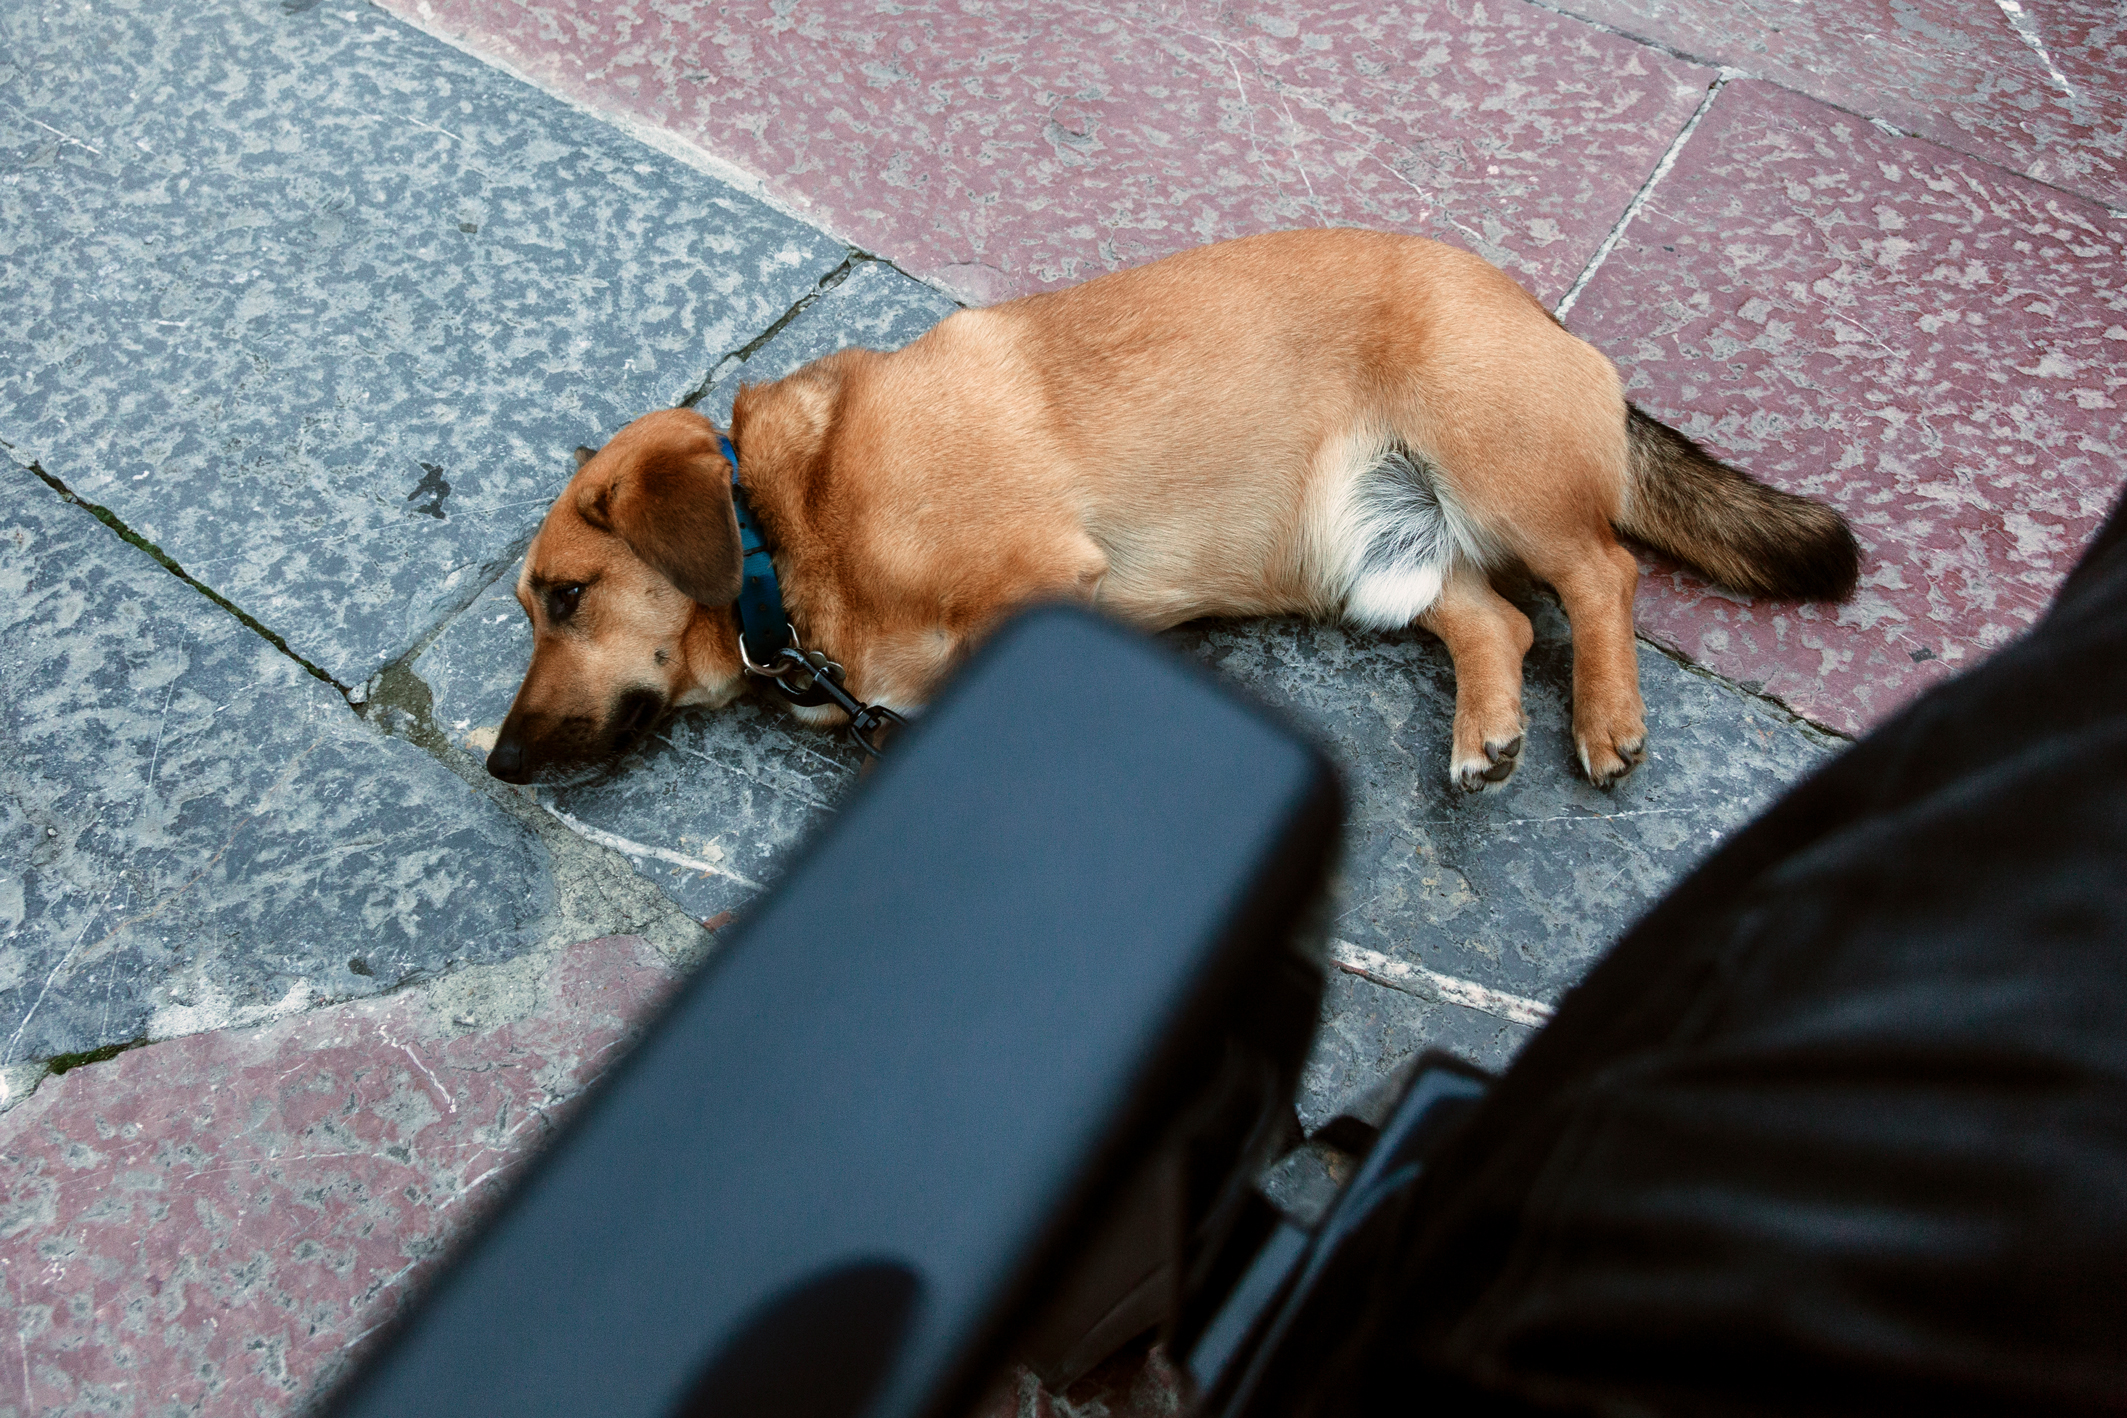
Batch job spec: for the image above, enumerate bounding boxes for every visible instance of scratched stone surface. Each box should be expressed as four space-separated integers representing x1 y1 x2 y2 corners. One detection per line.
1556 0 2127 210
0 0 845 689
0 933 680 1418
413 262 960 927
1569 80 2127 735
0 461 555 1071
380 0 1713 306
1173 594 1835 1127
420 565 863 930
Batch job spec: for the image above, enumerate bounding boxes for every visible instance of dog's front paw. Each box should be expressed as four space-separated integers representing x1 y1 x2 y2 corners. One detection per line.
1575 719 1646 789
1451 731 1524 793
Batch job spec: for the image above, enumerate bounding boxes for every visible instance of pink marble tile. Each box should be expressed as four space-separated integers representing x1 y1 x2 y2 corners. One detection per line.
969 1342 1185 1418
1568 80 2127 734
382 0 1714 304
1556 0 2127 209
0 936 681 1416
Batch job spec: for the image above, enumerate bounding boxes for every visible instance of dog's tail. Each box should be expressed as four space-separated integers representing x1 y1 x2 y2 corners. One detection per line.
1616 404 1861 601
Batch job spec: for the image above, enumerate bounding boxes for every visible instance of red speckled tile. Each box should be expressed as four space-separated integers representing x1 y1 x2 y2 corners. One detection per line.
970 1339 1187 1417
382 0 1713 304
0 936 680 1416
1556 0 2127 209
1568 80 2127 734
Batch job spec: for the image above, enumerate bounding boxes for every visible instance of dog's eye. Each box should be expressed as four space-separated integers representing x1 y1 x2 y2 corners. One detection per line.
549 584 584 621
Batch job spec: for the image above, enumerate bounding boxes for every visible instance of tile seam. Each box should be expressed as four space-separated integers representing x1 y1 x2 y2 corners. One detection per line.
677 252 865 409
1327 940 1553 1028
1636 632 1854 746
365 264 922 700
677 252 970 411
1555 73 1728 319
4 468 714 1079
15 453 350 694
366 1 811 231
1521 0 2126 215
1514 0 1738 73
352 526 546 706
363 0 981 301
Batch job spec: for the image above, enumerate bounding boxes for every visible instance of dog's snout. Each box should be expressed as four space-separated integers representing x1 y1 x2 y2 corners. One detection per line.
485 736 529 783
481 698 654 784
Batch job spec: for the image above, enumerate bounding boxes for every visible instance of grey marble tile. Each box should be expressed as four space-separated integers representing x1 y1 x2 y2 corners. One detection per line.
0 0 845 687
0 461 555 1068
1178 599 1835 1010
1177 599 1837 1126
420 571 866 925
1295 970 1537 1135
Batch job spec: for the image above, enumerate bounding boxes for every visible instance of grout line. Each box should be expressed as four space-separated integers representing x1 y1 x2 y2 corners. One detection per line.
674 247 967 411
541 806 763 890
1555 73 1728 319
354 532 542 706
1515 0 1737 72
368 0 816 234
1635 631 1853 745
365 252 912 690
365 3 986 306
1327 940 1554 1028
676 252 867 410
359 256 951 691
22 459 349 693
1526 0 2125 217
372 0 981 307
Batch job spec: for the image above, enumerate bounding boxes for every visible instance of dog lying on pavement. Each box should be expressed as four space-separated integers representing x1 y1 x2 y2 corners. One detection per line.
483 228 1858 790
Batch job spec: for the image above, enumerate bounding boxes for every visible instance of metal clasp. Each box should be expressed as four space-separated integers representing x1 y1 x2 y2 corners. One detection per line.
738 625 907 757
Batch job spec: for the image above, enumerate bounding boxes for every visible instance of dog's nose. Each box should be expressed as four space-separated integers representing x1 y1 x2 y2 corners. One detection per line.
485 737 528 783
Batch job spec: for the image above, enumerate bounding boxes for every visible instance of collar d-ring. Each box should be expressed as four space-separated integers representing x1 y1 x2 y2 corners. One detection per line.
737 620 805 679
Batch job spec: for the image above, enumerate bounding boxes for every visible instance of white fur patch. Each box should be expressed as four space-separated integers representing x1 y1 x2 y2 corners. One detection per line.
1347 560 1448 630
1330 445 1483 630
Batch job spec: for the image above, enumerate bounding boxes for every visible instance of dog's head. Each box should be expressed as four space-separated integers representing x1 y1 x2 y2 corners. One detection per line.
485 407 752 783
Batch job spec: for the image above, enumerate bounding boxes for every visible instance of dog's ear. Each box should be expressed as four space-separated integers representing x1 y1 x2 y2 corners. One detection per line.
572 445 599 469
574 434 743 606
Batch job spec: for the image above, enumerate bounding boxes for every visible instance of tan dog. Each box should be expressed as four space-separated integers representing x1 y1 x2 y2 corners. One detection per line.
485 228 1857 789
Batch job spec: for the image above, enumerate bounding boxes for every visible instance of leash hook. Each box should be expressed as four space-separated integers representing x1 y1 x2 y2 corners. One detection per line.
764 647 908 759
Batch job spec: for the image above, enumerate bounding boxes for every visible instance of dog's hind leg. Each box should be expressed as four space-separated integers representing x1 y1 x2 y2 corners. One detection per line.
1526 535 1646 787
1416 563 1535 792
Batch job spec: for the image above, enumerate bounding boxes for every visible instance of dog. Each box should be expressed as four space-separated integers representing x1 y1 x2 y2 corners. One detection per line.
483 228 1858 790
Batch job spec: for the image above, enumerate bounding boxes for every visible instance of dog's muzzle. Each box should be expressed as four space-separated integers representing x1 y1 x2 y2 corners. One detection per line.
484 689 668 784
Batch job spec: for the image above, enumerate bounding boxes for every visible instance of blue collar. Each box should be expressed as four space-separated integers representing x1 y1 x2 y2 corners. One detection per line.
724 434 791 669
719 433 908 753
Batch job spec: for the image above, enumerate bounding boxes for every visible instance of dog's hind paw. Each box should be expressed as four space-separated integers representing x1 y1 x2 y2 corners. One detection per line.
1576 726 1646 789
1452 733 1524 793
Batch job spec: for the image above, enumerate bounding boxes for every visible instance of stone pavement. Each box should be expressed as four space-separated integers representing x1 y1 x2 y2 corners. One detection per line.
2 0 2122 1413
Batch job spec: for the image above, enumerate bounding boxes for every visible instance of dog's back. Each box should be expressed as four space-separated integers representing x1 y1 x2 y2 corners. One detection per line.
821 229 1616 629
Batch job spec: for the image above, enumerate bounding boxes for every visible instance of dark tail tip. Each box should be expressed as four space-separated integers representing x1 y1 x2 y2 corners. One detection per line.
1783 507 1863 603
